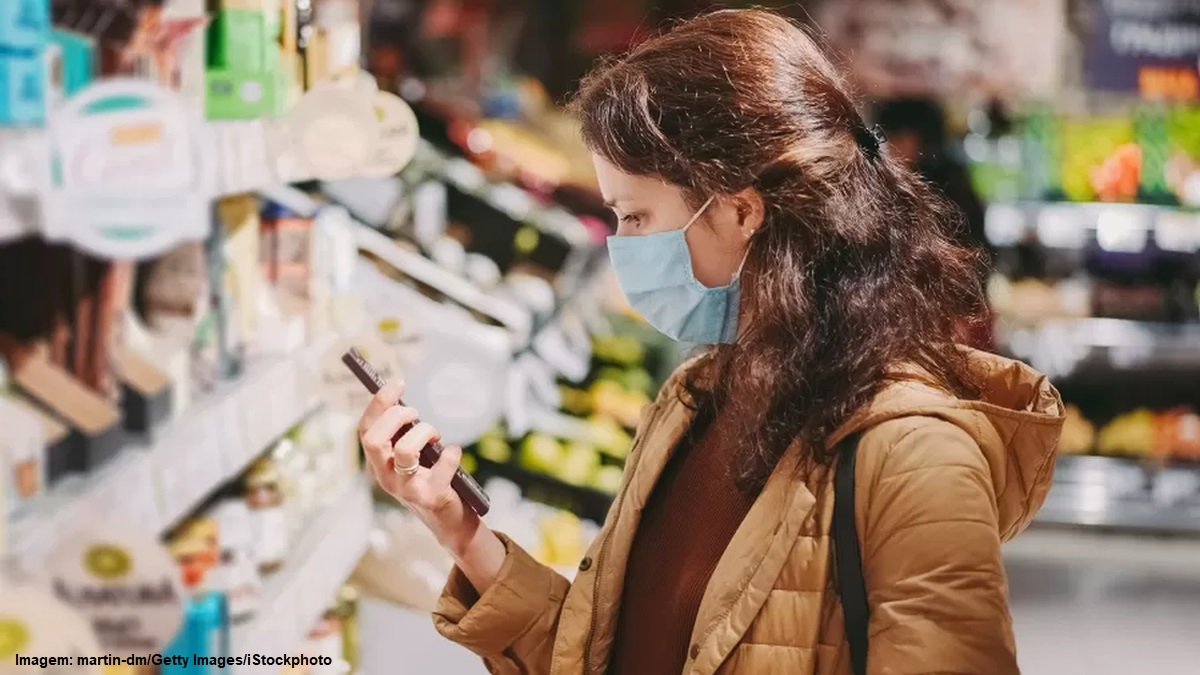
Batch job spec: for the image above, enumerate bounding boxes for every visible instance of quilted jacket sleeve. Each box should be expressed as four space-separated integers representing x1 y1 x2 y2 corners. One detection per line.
433 532 571 675
859 420 1019 675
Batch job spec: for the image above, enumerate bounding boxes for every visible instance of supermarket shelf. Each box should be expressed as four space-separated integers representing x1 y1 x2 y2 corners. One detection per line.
1035 455 1200 535
997 318 1200 378
473 456 615 524
232 478 372 675
985 201 1200 253
8 333 341 571
0 121 325 249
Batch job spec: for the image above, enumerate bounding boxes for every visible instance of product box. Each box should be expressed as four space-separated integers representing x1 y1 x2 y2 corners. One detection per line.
48 29 95 97
0 395 46 514
205 67 291 119
207 8 281 73
113 347 173 434
0 55 45 125
12 350 123 480
0 0 49 126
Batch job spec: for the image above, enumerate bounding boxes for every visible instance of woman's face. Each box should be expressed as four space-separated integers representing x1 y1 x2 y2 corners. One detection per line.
592 154 761 288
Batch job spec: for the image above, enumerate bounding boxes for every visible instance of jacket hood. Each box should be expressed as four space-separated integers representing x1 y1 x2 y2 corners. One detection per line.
834 348 1065 541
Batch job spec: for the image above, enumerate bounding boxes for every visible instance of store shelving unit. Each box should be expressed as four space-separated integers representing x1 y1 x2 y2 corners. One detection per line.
1037 455 1200 534
232 478 372 675
0 120 329 247
7 332 342 571
987 200 1200 535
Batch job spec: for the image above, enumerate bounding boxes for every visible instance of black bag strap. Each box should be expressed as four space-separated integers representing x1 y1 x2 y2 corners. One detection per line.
833 433 869 675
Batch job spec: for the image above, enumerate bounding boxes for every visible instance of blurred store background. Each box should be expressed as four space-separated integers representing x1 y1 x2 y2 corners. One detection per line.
1 0 1198 673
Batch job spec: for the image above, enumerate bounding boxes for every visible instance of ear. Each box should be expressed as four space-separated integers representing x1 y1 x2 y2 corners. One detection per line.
733 187 765 238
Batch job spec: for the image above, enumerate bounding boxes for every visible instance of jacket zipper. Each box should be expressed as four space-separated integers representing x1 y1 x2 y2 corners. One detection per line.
580 403 662 675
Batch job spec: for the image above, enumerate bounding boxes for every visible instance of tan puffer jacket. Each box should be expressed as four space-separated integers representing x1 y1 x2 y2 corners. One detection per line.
434 349 1065 675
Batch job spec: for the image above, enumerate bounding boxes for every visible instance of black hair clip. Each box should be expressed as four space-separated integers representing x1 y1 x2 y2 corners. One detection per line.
855 124 885 160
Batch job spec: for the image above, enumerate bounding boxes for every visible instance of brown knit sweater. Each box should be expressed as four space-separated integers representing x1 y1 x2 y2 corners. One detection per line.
608 405 760 675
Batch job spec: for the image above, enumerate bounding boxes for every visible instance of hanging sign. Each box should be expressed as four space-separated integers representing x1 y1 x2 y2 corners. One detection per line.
361 91 420 177
1084 0 1200 100
39 79 216 260
0 583 103 675
818 0 1066 99
47 523 185 654
275 83 381 182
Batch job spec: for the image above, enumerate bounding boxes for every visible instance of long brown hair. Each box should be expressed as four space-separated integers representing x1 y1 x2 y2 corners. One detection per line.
571 9 986 491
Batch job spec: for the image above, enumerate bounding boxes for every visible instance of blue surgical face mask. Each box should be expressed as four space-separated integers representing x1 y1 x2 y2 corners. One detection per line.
606 196 745 344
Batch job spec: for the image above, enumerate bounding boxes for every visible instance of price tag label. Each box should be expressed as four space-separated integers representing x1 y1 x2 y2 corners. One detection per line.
1095 207 1150 253
1036 205 1086 249
47 524 186 654
984 204 1028 246
1155 210 1200 253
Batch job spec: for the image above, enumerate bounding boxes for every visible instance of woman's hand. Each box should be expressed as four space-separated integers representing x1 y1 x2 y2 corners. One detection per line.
359 379 507 591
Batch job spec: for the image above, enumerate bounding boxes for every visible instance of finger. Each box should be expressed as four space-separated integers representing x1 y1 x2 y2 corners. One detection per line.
358 379 406 435
393 422 440 467
361 405 419 472
425 445 462 492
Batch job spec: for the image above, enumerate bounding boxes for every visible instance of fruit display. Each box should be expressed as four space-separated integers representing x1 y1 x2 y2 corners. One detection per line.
1060 117 1136 203
1089 143 1142 203
465 324 671 521
1059 405 1096 455
1096 409 1156 457
1071 406 1200 462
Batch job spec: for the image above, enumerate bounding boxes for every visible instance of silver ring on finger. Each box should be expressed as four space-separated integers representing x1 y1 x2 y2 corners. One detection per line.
393 460 420 476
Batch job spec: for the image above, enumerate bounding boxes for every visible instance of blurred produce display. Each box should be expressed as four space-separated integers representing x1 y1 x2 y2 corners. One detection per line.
466 324 670 522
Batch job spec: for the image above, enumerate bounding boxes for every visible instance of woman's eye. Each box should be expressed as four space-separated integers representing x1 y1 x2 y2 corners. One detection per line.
619 214 642 228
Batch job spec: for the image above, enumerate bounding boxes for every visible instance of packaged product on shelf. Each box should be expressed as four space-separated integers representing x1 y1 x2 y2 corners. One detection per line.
0 0 50 126
218 195 268 348
1153 408 1200 460
261 201 315 298
169 516 221 591
302 608 346 675
1097 409 1157 457
335 585 360 674
137 242 211 338
271 436 319 541
1059 404 1096 455
0 392 46 512
310 0 361 85
8 346 123 482
112 346 173 435
205 0 292 120
161 592 230 675
47 27 96 102
243 457 290 574
210 498 262 623
1060 116 1139 203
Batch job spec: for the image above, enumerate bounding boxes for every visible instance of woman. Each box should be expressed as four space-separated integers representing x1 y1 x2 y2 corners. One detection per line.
358 10 1064 675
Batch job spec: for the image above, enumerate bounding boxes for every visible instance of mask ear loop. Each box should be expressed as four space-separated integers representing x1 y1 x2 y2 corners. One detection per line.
680 195 716 233
730 240 754 284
